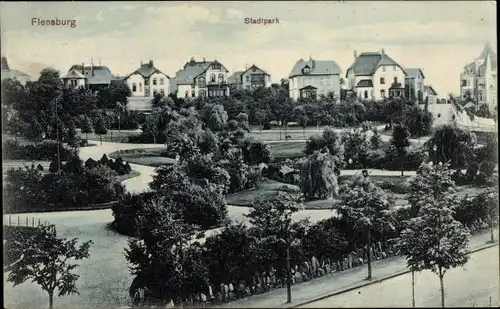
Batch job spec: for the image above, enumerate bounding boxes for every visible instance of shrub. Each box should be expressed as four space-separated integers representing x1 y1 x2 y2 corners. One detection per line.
112 192 157 236
3 140 78 161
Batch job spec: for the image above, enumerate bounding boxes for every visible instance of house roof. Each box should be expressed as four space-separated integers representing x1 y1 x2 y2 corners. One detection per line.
61 69 86 79
1 57 10 70
463 43 497 75
125 61 169 79
346 51 406 76
68 65 114 85
288 58 342 78
228 71 243 84
241 64 270 76
1 69 30 81
424 85 437 95
356 79 373 87
174 58 228 85
406 68 425 79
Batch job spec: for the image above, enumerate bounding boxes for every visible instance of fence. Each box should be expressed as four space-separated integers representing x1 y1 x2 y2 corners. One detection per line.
3 215 51 228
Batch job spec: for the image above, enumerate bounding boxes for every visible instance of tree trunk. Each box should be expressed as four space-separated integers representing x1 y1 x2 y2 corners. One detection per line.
439 271 445 308
48 290 54 309
286 244 292 303
412 268 415 308
400 153 404 176
279 123 282 140
153 134 157 145
85 132 88 143
367 229 372 280
100 134 102 145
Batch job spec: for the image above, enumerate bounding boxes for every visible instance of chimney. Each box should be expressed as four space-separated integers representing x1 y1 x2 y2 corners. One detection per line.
381 48 385 56
203 57 206 62
149 60 153 66
141 61 143 65
353 50 357 58
91 57 94 76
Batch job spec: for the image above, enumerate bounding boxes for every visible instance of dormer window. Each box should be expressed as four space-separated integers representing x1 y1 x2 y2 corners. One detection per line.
302 66 311 74
212 64 221 69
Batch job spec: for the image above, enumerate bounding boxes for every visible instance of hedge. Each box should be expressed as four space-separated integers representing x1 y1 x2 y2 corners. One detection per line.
3 140 78 161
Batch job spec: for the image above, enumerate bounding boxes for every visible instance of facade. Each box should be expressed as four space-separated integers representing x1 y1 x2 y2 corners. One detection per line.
61 69 87 89
423 85 438 105
460 43 497 111
173 57 230 99
288 57 342 100
123 60 170 97
405 68 425 103
228 64 271 91
1 57 31 86
346 50 407 101
67 62 117 91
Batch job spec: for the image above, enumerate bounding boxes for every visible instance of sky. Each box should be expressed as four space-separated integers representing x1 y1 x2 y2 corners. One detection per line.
0 1 497 96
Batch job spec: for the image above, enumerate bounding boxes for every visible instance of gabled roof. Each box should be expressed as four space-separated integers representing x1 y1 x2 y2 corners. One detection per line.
68 65 114 85
288 58 342 78
463 43 497 75
125 61 169 80
424 85 437 95
61 69 86 79
346 51 406 76
228 71 243 84
356 79 373 87
406 68 425 79
173 59 227 85
300 85 318 90
241 64 270 76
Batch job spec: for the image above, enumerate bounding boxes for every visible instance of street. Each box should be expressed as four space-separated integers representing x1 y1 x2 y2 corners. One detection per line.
300 246 499 308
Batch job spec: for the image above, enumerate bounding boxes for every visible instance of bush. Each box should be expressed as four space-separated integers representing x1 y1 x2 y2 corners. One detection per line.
3 140 78 161
4 163 120 213
363 146 428 171
128 132 168 144
111 192 157 236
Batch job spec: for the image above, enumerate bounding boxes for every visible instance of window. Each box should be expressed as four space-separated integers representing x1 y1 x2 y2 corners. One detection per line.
71 80 77 87
160 78 164 85
132 83 137 92
320 78 324 86
380 90 386 98
153 78 157 85
392 65 396 71
160 89 165 96
210 74 216 82
380 77 385 85
252 68 256 72
218 74 224 83
394 77 398 84
326 78 331 86
382 66 386 72
246 76 250 82
212 64 221 69
199 90 206 97
198 77 206 88
192 90 196 97
139 83 142 92
144 79 149 86
461 80 468 87
364 90 368 99
185 90 189 98
303 66 310 74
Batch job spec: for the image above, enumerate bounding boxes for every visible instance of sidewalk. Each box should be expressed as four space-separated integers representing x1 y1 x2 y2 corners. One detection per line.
216 230 497 308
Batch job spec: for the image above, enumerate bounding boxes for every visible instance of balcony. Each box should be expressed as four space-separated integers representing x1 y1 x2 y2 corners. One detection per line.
207 80 227 86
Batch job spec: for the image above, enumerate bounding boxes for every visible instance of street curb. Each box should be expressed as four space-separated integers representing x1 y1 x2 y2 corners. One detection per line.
287 241 499 308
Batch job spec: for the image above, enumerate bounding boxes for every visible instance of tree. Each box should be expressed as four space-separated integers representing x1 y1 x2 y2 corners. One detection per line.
241 138 272 165
398 198 470 308
300 150 339 200
390 122 411 176
337 174 395 280
143 111 161 144
245 189 310 304
80 116 93 142
6 225 92 309
425 124 476 169
115 102 128 132
93 115 108 145
370 127 382 149
341 129 370 168
304 128 344 167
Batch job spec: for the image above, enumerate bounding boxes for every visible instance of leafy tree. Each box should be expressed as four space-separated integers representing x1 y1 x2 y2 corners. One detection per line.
80 116 94 142
302 217 351 262
337 175 395 280
93 115 108 145
304 128 344 167
341 129 370 168
201 103 228 132
398 198 470 308
407 162 456 217
300 150 339 200
98 81 131 109
6 225 92 309
235 112 250 131
240 138 272 165
370 127 382 149
425 124 476 169
245 189 310 304
390 122 411 176
143 111 161 144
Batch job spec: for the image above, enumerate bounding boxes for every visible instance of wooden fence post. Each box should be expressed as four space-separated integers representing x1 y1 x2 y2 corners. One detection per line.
9 215 11 226
18 216 20 226
32 217 34 227
38 218 41 226
26 217 28 227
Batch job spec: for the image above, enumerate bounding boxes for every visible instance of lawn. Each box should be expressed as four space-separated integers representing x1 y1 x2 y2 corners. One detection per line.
268 141 307 159
226 176 484 210
108 148 176 167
